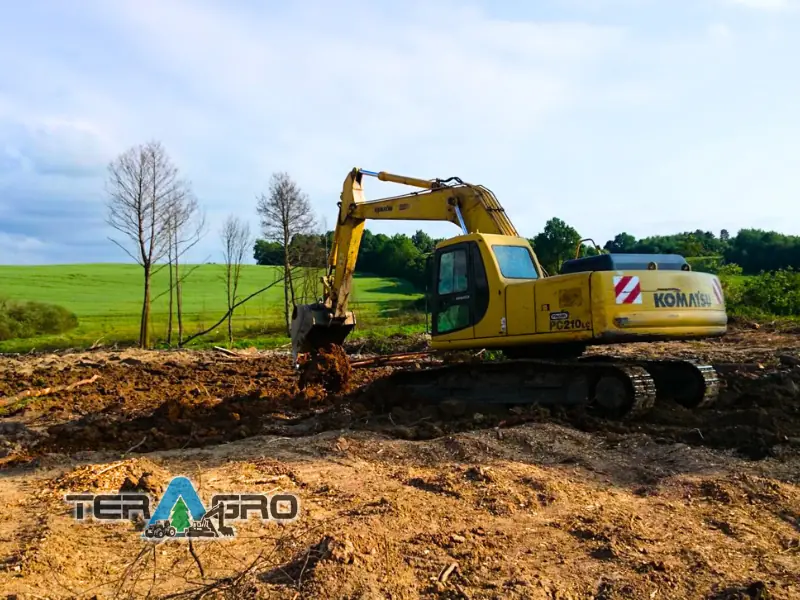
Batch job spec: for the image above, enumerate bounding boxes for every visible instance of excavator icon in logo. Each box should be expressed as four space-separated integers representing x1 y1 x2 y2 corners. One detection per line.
142 476 299 542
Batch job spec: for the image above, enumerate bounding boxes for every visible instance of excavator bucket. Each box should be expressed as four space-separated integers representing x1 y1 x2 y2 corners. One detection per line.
290 303 356 361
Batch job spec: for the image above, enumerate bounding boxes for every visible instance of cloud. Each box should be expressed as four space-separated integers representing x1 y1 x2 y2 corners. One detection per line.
0 232 50 265
1 117 112 178
708 22 733 42
724 0 796 9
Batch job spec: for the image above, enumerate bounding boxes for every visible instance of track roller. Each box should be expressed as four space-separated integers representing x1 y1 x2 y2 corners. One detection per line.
588 364 656 419
578 356 720 409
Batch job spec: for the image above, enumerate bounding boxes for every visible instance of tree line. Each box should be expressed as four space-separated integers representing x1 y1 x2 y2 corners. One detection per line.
254 217 800 287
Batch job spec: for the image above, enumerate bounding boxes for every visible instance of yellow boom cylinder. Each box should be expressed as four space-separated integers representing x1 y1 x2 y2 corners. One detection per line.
359 169 438 190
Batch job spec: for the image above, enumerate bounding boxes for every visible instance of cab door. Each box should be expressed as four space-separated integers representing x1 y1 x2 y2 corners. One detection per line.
430 242 489 341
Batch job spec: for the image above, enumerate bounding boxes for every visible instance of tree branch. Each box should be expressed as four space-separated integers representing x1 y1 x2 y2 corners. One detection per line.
179 267 301 347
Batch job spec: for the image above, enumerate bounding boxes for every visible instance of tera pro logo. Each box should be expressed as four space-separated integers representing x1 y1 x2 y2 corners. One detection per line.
654 290 713 308
65 476 300 542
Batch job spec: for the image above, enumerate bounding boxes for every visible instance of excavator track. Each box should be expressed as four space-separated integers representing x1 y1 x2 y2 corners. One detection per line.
577 356 720 410
359 356 718 420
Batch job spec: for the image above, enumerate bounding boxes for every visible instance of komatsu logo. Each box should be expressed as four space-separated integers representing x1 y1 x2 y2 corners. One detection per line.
654 290 713 308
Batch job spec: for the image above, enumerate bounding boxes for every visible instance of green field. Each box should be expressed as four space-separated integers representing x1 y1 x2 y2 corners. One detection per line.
0 263 425 352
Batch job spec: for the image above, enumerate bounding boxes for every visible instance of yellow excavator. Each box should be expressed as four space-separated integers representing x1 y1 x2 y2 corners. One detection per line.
290 168 728 419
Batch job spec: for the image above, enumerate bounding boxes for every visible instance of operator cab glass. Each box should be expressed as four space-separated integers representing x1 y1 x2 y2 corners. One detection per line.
431 241 539 336
491 245 539 279
431 242 490 335
437 249 468 295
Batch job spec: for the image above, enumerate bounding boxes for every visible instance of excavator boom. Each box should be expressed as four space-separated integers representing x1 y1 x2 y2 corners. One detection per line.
327 168 520 315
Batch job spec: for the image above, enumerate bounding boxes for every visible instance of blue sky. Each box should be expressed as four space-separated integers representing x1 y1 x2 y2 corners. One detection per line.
1 0 799 264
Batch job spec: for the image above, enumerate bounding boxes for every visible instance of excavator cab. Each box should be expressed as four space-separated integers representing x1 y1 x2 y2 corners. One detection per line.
428 234 540 339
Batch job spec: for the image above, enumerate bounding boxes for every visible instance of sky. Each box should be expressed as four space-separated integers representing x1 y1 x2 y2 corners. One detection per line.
1 0 799 265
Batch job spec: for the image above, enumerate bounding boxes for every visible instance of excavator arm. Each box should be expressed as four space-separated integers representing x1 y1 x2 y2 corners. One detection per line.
290 167 521 358
326 168 518 318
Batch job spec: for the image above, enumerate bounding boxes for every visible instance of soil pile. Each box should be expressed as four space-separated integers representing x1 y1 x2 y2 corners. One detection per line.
298 343 352 393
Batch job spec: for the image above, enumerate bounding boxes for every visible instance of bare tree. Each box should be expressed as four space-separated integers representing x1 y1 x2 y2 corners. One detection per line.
105 140 187 348
166 192 206 344
293 233 327 304
220 215 252 346
167 227 175 345
256 172 316 335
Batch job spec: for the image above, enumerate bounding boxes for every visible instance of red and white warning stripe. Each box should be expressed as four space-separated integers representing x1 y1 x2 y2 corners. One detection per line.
711 277 724 305
613 275 642 304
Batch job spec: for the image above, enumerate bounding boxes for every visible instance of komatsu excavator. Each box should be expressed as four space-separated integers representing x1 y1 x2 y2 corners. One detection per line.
290 168 728 419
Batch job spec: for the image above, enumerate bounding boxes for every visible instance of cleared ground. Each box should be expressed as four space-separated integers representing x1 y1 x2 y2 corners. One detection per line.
0 326 798 598
0 263 422 351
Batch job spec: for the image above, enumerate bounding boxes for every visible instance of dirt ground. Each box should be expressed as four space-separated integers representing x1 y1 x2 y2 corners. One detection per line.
0 326 798 599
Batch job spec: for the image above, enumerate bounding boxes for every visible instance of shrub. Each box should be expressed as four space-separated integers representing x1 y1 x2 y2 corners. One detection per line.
740 268 800 317
0 299 79 341
687 255 724 274
717 263 745 308
717 265 800 318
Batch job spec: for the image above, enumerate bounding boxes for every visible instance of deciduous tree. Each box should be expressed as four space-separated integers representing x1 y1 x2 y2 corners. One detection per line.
220 215 252 346
165 191 206 344
532 217 582 274
256 172 317 335
105 140 189 348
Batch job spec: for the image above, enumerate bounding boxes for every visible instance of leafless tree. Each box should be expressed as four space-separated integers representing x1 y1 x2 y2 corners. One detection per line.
165 192 206 344
105 140 188 348
256 172 316 335
293 233 327 304
220 215 252 346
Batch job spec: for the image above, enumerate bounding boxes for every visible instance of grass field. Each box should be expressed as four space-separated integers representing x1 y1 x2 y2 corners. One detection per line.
0 263 425 352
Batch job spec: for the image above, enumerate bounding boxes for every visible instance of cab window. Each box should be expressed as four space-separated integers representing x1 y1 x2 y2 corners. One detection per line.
436 304 471 333
492 245 538 279
437 248 468 294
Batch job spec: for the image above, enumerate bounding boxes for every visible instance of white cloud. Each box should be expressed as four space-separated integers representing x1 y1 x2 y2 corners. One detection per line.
73 0 638 242
94 0 625 144
725 0 796 10
7 117 114 177
708 22 733 42
0 232 50 265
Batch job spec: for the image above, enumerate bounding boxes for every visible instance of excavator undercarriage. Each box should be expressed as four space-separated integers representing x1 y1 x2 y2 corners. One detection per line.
330 350 719 420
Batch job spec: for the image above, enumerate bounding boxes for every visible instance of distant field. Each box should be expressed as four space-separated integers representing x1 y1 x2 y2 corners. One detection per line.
0 263 424 351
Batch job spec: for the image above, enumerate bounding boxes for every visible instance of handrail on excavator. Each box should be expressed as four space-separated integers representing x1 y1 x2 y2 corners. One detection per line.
574 238 605 259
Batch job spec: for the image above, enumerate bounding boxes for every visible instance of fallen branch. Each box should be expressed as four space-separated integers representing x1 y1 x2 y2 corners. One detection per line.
712 362 766 373
96 461 127 476
123 436 148 456
438 562 458 584
349 351 434 368
213 346 241 357
179 269 302 347
0 374 102 408
188 540 206 579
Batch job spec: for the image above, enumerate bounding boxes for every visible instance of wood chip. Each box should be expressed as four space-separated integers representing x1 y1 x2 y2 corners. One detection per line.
438 562 458 583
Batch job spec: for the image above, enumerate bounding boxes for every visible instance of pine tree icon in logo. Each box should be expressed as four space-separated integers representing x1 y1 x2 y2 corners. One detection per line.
170 497 192 534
